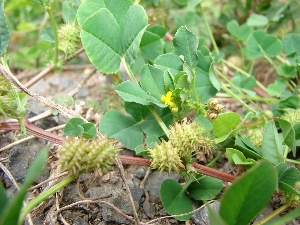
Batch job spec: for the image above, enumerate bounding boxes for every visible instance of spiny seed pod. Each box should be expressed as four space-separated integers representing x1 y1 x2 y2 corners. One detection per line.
0 75 19 120
169 119 205 158
196 136 216 155
248 127 263 148
57 137 119 176
148 119 215 174
58 23 81 56
282 109 300 126
148 140 184 174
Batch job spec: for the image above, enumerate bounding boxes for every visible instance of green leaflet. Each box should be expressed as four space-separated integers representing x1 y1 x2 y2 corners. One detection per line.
77 0 148 73
262 121 285 165
0 0 10 55
245 30 282 59
173 26 198 68
220 161 277 225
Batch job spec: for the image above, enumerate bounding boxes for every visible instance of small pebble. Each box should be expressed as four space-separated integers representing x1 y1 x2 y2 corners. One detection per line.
135 167 146 179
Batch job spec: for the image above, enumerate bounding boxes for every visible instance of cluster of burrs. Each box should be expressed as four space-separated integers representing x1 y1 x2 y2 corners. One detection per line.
57 137 119 176
58 23 81 56
148 119 215 174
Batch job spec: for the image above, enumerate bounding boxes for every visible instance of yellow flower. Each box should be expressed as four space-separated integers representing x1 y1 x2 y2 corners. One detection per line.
161 91 176 108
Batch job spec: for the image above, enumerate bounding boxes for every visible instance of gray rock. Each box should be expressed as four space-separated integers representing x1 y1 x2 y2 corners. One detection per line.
62 184 80 203
135 166 146 179
253 203 277 224
143 201 156 218
4 139 48 184
29 80 50 95
30 216 44 225
130 186 144 208
76 87 89 98
73 217 89 225
49 76 76 91
126 177 135 188
192 201 220 225
86 185 133 224
144 171 180 202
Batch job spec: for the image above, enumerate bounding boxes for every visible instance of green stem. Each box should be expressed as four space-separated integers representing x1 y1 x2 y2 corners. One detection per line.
20 175 75 222
254 204 290 225
199 3 219 55
276 55 291 65
222 59 268 93
192 69 199 102
121 58 138 84
206 152 223 168
217 92 272 103
44 3 59 67
148 106 169 137
0 57 26 133
121 58 169 137
215 68 263 111
283 145 289 161
220 82 255 112
261 47 277 70
237 41 245 67
286 158 300 165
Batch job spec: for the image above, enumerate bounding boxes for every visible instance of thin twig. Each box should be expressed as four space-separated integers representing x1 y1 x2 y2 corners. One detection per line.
115 156 140 225
0 161 20 190
0 64 83 119
29 172 68 191
0 121 237 182
28 109 53 123
0 124 65 152
68 68 97 97
24 46 85 89
76 176 112 200
56 199 135 223
24 65 54 88
144 201 217 225
139 167 151 189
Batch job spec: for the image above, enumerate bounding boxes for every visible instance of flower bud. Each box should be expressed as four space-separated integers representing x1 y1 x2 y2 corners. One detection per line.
207 98 219 108
214 104 224 113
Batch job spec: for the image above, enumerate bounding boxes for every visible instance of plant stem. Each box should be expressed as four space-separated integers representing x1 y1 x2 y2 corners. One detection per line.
254 203 290 225
199 3 219 55
215 68 263 111
44 3 59 67
0 57 26 133
220 81 256 112
286 158 300 165
283 146 289 161
121 58 169 137
20 175 75 222
1 121 236 182
206 152 223 168
192 69 199 102
121 58 138 84
276 55 291 65
237 41 245 67
148 106 170 136
222 59 268 94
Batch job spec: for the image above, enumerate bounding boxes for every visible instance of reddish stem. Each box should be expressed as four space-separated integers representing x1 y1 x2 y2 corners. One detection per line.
0 120 236 182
